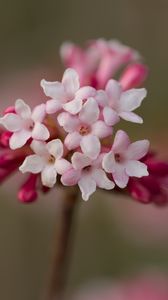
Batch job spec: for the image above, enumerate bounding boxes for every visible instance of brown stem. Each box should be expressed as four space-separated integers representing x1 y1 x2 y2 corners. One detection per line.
46 187 79 300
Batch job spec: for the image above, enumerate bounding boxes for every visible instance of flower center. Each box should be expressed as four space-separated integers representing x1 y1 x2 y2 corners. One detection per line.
83 165 91 172
48 155 55 164
79 125 90 136
115 153 122 163
27 120 35 131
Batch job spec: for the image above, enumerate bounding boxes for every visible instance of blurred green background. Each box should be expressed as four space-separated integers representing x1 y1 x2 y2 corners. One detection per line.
0 0 168 299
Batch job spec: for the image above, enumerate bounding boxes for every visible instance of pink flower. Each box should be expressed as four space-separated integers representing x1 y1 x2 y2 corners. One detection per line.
41 68 96 115
19 139 71 188
103 130 149 188
0 99 49 149
58 98 112 159
61 152 115 201
96 79 147 125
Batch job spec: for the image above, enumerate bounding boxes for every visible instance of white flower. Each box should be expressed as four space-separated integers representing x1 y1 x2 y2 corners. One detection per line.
102 130 150 188
19 139 71 188
0 99 49 150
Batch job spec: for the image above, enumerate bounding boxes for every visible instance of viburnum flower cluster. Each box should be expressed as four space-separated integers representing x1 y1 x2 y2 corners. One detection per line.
0 39 167 203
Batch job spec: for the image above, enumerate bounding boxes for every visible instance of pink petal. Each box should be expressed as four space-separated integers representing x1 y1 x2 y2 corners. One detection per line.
91 120 112 138
78 175 97 201
31 140 48 156
61 168 81 186
63 98 83 114
112 130 130 153
92 168 115 189
79 98 99 125
95 90 109 107
80 135 100 159
10 130 31 149
119 88 147 112
62 68 80 96
103 107 120 126
55 158 71 175
19 154 45 174
102 151 116 173
15 99 31 119
40 79 66 101
126 140 150 160
125 160 149 177
46 99 62 114
57 112 80 133
47 139 63 159
113 165 129 188
75 86 96 99
105 79 122 106
119 111 143 123
31 104 46 122
32 123 50 141
65 132 81 150
41 165 57 188
0 113 22 132
71 152 92 170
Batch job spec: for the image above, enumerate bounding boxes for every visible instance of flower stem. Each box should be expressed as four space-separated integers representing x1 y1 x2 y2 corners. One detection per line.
46 187 79 300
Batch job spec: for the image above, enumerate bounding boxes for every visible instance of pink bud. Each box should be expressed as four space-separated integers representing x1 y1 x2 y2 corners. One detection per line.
119 63 149 90
3 106 15 115
0 131 12 147
18 175 38 203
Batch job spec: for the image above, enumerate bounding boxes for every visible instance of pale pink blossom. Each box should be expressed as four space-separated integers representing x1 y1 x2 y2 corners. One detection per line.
96 79 147 125
61 152 115 201
103 130 149 188
41 68 96 115
19 139 71 188
58 98 112 159
0 99 49 150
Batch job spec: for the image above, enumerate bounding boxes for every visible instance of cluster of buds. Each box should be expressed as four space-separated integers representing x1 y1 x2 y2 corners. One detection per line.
0 39 167 204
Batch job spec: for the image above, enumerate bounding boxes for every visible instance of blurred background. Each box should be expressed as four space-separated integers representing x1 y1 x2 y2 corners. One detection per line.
0 0 168 299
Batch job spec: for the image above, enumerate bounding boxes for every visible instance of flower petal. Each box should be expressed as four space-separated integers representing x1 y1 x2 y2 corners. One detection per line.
63 98 82 114
91 120 112 138
32 123 50 141
105 79 122 107
79 98 99 125
31 140 48 156
41 165 57 188
19 154 45 174
80 135 100 159
112 130 130 153
10 130 31 149
119 88 147 112
62 68 80 96
41 79 66 100
103 106 120 126
119 111 143 123
64 132 81 150
78 175 96 201
31 104 46 122
46 99 62 114
113 165 129 188
102 151 117 173
57 112 80 133
0 113 22 132
95 90 109 107
75 86 96 99
71 152 92 170
15 99 31 119
61 168 81 186
126 140 150 160
55 158 71 175
92 168 115 190
46 139 63 159
125 160 149 177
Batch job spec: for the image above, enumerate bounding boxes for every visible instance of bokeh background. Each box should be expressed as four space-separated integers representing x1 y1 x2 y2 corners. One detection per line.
0 0 168 299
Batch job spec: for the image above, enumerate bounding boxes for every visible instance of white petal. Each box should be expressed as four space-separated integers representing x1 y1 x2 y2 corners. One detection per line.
95 90 109 107
31 104 46 122
126 140 150 160
15 99 31 119
47 139 63 159
102 151 117 173
0 113 22 132
55 158 71 175
103 107 120 126
41 79 66 100
125 160 149 177
71 152 92 170
10 130 31 149
78 175 96 201
113 165 129 188
31 140 48 156
63 98 82 114
91 120 112 138
32 123 50 141
92 168 115 190
19 154 45 173
75 86 96 99
119 88 147 112
112 130 130 153
46 99 62 114
62 68 80 96
57 112 80 133
65 132 81 150
105 79 122 106
119 111 143 123
79 98 99 125
80 135 100 159
41 165 57 188
61 168 81 186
